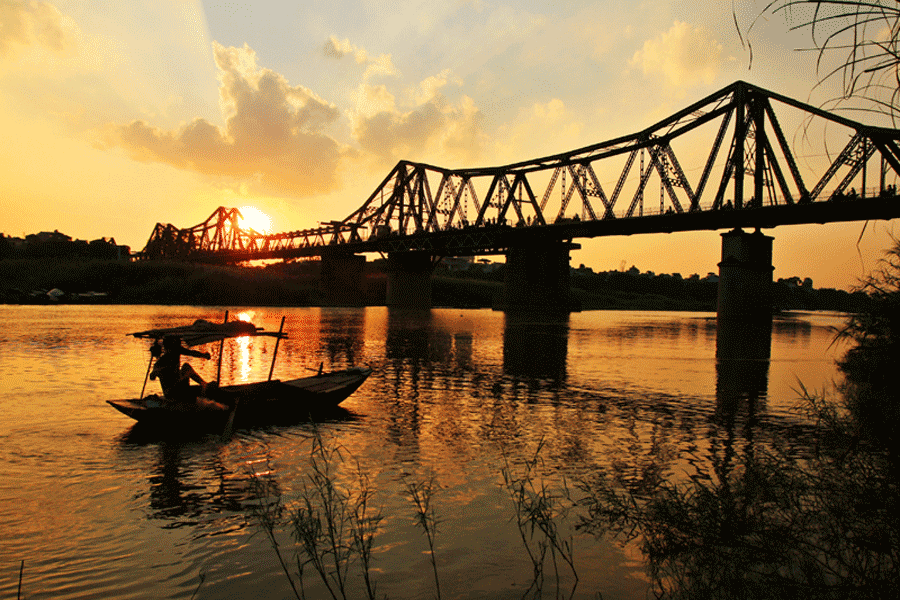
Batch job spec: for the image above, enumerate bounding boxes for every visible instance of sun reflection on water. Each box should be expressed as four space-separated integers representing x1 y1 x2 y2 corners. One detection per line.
233 311 256 383
235 335 251 383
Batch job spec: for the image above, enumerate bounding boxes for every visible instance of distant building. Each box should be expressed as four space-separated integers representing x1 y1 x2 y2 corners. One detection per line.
575 264 595 274
475 258 503 273
441 256 474 271
27 230 72 244
2 235 26 250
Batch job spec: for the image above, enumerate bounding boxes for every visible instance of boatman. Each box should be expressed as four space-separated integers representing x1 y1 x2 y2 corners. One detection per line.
149 335 211 402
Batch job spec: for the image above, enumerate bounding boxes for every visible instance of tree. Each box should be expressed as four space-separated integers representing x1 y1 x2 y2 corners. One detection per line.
836 239 900 448
748 1 900 121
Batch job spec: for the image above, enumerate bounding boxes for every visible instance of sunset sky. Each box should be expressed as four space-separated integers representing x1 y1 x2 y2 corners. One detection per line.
1 0 898 289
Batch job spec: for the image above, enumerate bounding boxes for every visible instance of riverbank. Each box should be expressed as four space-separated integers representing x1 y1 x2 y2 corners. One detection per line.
0 257 867 312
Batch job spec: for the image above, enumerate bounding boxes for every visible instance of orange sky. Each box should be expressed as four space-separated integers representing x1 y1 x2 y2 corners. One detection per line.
1 0 897 289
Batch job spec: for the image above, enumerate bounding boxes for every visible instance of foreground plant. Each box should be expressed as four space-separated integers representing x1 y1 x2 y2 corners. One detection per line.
404 473 442 600
577 387 898 599
833 241 900 451
250 427 383 600
745 1 900 119
501 439 578 600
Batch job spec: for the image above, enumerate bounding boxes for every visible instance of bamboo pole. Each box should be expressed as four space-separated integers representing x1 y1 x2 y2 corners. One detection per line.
217 310 229 384
139 342 156 399
268 316 286 381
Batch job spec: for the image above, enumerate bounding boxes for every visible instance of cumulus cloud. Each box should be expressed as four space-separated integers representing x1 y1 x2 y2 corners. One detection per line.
630 21 723 89
102 38 486 196
0 0 73 57
350 71 485 166
323 35 397 80
104 42 346 197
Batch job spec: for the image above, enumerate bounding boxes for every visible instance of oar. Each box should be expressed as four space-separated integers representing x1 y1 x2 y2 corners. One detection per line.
268 316 286 381
216 310 229 387
218 310 236 441
139 343 156 400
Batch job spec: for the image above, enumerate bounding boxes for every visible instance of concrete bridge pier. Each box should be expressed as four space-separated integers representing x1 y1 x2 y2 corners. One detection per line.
496 242 581 312
716 228 774 359
386 251 435 309
320 254 367 306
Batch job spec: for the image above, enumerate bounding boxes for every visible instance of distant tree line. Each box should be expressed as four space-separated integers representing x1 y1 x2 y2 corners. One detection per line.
436 259 869 312
0 237 871 312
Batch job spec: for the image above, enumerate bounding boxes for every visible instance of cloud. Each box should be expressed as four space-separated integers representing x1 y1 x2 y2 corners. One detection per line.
494 98 582 163
104 42 346 197
0 0 73 57
323 35 397 80
630 21 723 89
102 37 487 197
350 72 485 166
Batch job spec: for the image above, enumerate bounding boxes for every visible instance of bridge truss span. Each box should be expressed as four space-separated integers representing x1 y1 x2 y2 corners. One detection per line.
139 207 365 261
139 81 900 262
341 81 900 250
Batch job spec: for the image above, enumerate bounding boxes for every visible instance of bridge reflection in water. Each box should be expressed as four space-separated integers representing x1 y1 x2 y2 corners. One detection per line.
378 304 787 423
113 306 838 599
502 311 569 381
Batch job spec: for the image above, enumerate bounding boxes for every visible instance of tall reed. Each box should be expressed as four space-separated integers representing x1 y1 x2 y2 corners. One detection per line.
501 438 579 600
250 427 383 600
404 473 442 600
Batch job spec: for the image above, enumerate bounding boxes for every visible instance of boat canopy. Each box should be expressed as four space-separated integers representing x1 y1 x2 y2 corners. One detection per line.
129 319 287 346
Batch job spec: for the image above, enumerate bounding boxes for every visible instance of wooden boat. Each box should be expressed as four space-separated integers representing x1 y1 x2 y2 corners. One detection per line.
107 316 372 430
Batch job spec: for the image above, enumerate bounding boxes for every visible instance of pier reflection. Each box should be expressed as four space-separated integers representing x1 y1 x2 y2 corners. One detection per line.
502 311 569 382
715 316 772 424
382 309 437 454
320 308 366 368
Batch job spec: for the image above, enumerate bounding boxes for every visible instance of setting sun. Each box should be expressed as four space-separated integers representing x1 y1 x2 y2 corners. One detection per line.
238 206 272 234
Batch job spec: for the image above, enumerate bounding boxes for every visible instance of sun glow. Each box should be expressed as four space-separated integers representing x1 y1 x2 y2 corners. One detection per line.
238 206 273 234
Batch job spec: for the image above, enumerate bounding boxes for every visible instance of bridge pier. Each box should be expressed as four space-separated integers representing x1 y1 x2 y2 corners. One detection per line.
716 228 774 358
495 242 581 312
386 251 435 309
320 254 367 306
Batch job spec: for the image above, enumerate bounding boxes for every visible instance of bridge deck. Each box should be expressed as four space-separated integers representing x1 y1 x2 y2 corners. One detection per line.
196 195 899 262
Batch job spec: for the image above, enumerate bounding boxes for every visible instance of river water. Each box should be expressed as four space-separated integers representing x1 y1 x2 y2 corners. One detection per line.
0 305 847 599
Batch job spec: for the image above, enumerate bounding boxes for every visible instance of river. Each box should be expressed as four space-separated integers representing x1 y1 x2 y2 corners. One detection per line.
0 305 847 599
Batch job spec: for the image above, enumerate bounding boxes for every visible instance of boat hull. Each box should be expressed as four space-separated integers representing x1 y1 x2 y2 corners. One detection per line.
108 367 372 430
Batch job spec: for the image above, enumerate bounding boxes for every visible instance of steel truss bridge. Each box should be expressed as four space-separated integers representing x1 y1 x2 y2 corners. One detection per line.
138 81 900 262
